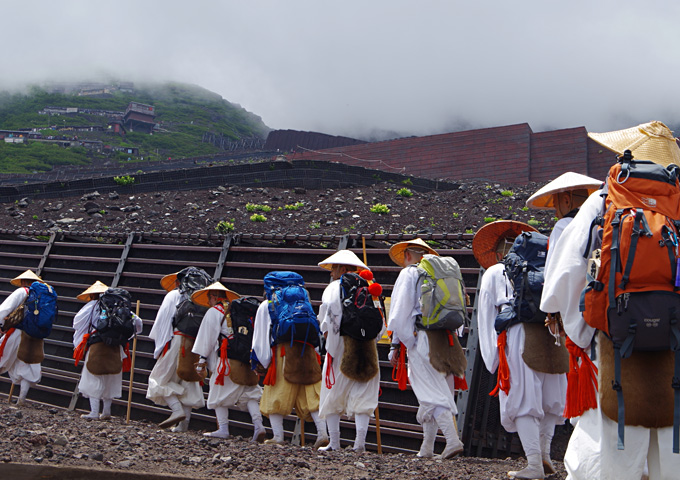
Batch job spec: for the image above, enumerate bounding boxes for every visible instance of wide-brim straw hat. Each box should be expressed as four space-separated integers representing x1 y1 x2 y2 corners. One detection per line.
389 238 439 267
160 271 182 292
526 172 602 210
318 250 369 271
77 280 109 302
588 121 680 167
472 221 538 269
191 282 240 308
11 269 42 287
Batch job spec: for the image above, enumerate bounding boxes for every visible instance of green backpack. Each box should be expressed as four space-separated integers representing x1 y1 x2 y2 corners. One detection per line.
416 254 468 331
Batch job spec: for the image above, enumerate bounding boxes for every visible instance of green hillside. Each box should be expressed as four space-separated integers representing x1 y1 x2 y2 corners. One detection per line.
0 82 271 173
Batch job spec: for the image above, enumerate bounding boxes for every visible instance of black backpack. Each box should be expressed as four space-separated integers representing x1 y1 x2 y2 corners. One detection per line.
178 267 212 295
89 288 135 347
339 272 384 341
494 231 548 333
226 297 261 363
173 267 212 337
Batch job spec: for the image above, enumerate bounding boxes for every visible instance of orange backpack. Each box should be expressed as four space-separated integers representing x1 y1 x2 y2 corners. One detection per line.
580 150 680 453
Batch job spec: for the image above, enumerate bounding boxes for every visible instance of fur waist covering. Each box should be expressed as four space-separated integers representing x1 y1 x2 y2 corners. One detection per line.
283 342 321 385
426 330 466 377
86 342 122 375
17 331 44 364
229 358 259 386
521 323 569 374
599 335 674 428
340 336 379 383
176 336 202 383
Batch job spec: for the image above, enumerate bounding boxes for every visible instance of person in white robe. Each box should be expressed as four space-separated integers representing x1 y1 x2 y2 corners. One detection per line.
0 270 44 405
72 281 143 419
541 121 680 480
474 220 567 479
146 268 206 431
317 250 383 453
191 282 265 441
386 238 464 459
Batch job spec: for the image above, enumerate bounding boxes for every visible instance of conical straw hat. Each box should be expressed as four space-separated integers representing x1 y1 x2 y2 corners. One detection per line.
191 282 240 308
77 280 109 302
472 221 538 269
388 238 438 267
318 250 369 271
160 271 182 292
526 172 602 210
588 121 680 167
11 269 42 287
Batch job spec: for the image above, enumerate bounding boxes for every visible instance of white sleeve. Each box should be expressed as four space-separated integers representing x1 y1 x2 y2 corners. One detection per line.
476 264 512 374
252 301 272 368
541 190 601 349
192 307 221 359
148 289 180 358
132 313 143 335
0 287 28 327
72 300 98 348
386 266 420 351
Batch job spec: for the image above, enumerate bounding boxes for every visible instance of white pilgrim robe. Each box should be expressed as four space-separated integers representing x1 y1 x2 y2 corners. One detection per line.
0 287 41 384
318 279 383 418
387 265 458 424
541 190 680 480
192 306 261 410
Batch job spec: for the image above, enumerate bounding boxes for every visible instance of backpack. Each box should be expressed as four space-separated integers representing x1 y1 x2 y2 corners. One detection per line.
226 296 261 363
494 231 548 334
19 282 58 339
172 267 212 337
90 288 135 347
580 151 680 453
339 272 384 341
264 271 320 349
416 255 468 332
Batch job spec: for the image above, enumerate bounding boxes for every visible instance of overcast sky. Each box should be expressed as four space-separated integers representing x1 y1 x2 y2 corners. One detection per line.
2 1 678 140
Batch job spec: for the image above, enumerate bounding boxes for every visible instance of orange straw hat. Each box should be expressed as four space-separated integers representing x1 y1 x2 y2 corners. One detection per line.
11 269 42 287
388 238 438 267
77 280 109 302
160 271 182 292
318 250 369 271
191 282 240 308
526 172 602 210
472 221 538 269
588 120 680 167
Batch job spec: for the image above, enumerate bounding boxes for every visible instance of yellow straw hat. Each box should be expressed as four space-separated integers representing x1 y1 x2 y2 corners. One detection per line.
318 250 369 271
191 282 240 308
77 280 109 302
526 172 602 210
11 269 42 287
472 221 538 269
588 120 680 167
160 271 182 292
388 238 438 267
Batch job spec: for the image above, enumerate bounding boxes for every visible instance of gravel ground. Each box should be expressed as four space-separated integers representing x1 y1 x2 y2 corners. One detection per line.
0 402 566 479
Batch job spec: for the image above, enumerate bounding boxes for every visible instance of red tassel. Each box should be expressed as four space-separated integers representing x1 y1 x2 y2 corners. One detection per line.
447 330 454 346
490 331 510 397
215 338 230 386
454 375 468 391
122 342 132 372
563 336 599 418
263 346 277 386
73 332 90 366
391 342 409 391
0 328 16 360
325 353 335 389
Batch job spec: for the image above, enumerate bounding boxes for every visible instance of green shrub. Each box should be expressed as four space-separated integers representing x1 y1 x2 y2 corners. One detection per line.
521 206 529 212
284 202 304 210
113 175 135 186
396 188 413 197
370 203 390 214
484 217 496 223
501 190 514 197
528 219 540 227
465 229 473 234
215 220 235 233
309 221 321 229
452 212 459 219
250 214 267 222
401 178 413 186
246 203 271 213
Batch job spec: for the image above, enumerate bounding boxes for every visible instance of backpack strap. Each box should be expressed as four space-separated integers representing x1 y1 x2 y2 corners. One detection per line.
608 210 625 307
613 343 626 450
661 225 679 286
670 307 680 454
619 210 651 290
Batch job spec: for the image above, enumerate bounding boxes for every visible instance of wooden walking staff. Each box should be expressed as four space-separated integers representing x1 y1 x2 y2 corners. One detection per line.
126 300 141 424
7 383 14 404
362 236 383 454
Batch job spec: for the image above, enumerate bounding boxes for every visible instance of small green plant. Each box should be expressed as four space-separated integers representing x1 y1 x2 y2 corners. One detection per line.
372 174 382 181
32 215 38 220
452 212 459 219
508 206 513 211
396 188 413 197
342 227 349 233
501 190 514 197
136 170 144 174
401 178 413 186
250 214 267 222
528 218 541 227
113 175 135 186
215 220 235 233
426 240 440 247
284 202 304 210
370 203 390 214
521 206 529 212
36 235 49 241
246 203 271 213
310 222 321 229
484 217 496 223
465 229 474 234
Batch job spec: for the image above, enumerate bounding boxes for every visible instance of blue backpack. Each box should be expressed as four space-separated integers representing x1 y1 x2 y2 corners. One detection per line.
264 271 320 349
20 282 58 339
